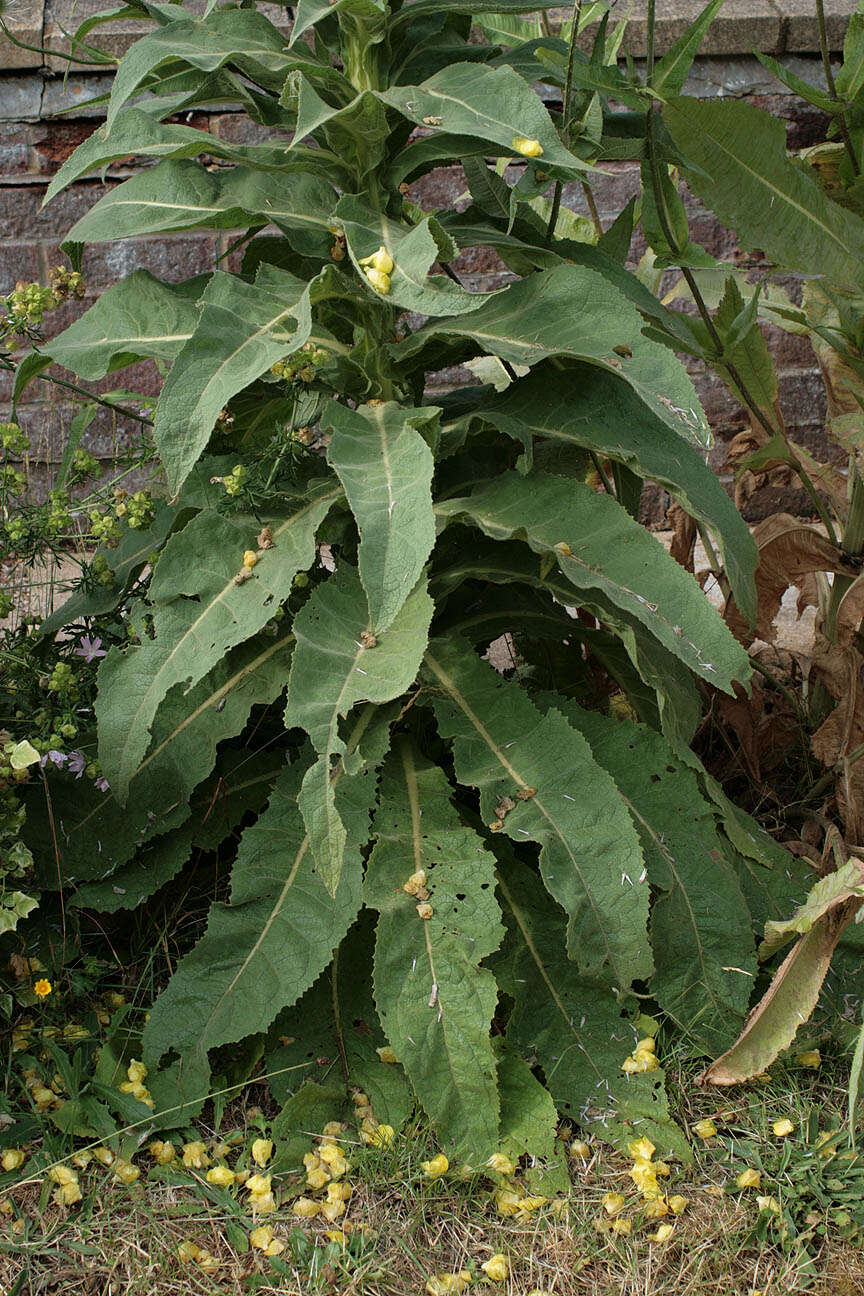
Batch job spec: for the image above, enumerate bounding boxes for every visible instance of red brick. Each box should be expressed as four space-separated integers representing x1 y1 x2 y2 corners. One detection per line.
0 183 111 239
76 235 218 287
0 242 40 294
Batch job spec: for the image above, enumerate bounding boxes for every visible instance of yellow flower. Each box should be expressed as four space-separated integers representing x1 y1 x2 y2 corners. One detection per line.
1 1149 26 1172
403 870 427 896
511 136 544 158
494 1188 523 1217
48 1165 78 1186
177 1240 200 1264
359 245 395 275
610 1216 632 1236
53 1179 82 1206
634 1037 656 1054
364 268 391 295
756 1195 781 1215
377 1046 400 1063
352 1091 370 1107
795 1050 821 1069
307 1166 330 1190
649 1223 676 1244
425 1271 472 1295
250 1223 285 1256
71 1151 92 1169
515 1195 547 1218
206 1165 236 1187
703 1184 725 1197
92 1147 114 1166
148 1141 176 1165
486 1152 516 1176
421 1153 449 1179
251 1138 273 1168
736 1169 761 1190
126 1060 147 1084
569 1139 591 1161
643 1198 670 1219
772 1119 794 1138
250 1190 277 1214
481 1254 509 1281
246 1173 272 1195
292 1196 321 1218
0 1198 12 1215
243 549 258 569
182 1141 210 1170
319 1142 348 1173
34 979 52 998
602 1192 626 1216
196 1249 220 1274
627 1136 656 1161
326 1180 352 1203
628 1160 658 1194
113 1159 140 1185
322 1121 343 1137
621 1050 659 1074
693 1118 717 1140
667 1195 687 1215
364 1123 394 1148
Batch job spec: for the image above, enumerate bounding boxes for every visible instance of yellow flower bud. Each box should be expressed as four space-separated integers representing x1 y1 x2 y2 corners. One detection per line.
251 1138 273 1168
736 1168 761 1189
421 1153 449 1179
481 1254 509 1281
772 1118 794 1138
359 245 394 275
693 1118 717 1140
206 1165 236 1187
364 268 391 295
512 136 543 157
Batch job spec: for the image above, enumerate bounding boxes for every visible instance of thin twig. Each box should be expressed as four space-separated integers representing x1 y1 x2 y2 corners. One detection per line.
36 370 154 425
815 0 860 175
546 0 584 242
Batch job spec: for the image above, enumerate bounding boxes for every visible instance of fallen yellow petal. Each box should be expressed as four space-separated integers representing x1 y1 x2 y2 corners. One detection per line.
667 1195 687 1215
251 1138 273 1168
649 1222 676 1243
794 1050 821 1069
627 1137 656 1162
481 1254 509 1281
693 1118 717 1140
772 1119 794 1138
756 1195 781 1215
511 136 543 158
736 1169 761 1190
421 1154 449 1179
206 1165 236 1187
602 1192 626 1216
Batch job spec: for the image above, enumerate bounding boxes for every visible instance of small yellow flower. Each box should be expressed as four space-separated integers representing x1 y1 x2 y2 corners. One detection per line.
364 268 391 295
34 979 52 998
772 1119 794 1138
48 1165 78 1186
693 1118 717 1140
425 1271 472 1295
364 1123 395 1149
126 1059 147 1084
251 1138 273 1168
703 1184 725 1197
494 1188 523 1217
292 1196 321 1218
628 1160 658 1194
359 245 395 275
1 1149 26 1172
92 1147 114 1166
177 1240 201 1264
515 1195 547 1218
486 1152 515 1175
602 1192 626 1216
667 1195 687 1215
352 1091 370 1107
421 1153 449 1179
319 1142 348 1176
416 902 434 919
512 136 543 158
148 1141 176 1165
246 1172 272 1195
795 1049 821 1069
377 1046 399 1063
621 1049 659 1074
181 1141 210 1170
643 1197 670 1219
196 1248 220 1274
326 1180 352 1203
250 1223 285 1256
756 1195 781 1215
206 1165 236 1187
569 1139 591 1160
322 1121 343 1137
250 1190 277 1214
610 1216 632 1236
736 1168 761 1190
243 550 258 569
71 1151 92 1170
53 1179 83 1206
403 869 427 895
113 1158 140 1185
0 1198 12 1215
649 1222 676 1243
628 1136 656 1161
481 1254 509 1281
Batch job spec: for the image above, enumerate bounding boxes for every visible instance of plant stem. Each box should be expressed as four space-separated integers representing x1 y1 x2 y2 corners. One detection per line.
815 0 860 175
696 523 731 601
590 451 615 495
36 370 154 426
582 180 604 237
546 0 584 242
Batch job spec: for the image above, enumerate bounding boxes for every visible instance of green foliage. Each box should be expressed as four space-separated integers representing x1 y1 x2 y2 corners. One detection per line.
7 0 815 1164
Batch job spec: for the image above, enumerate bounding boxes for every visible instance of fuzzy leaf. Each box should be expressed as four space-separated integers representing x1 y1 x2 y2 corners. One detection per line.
559 703 757 1053
478 362 757 624
760 859 864 960
426 636 652 987
394 264 709 446
323 400 438 632
143 751 374 1065
650 0 725 98
438 472 749 692
43 271 201 379
64 160 335 258
365 742 504 1161
96 488 338 801
285 567 433 893
664 97 864 292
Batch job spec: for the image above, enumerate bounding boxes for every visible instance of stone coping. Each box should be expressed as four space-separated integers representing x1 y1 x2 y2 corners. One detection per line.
0 0 857 73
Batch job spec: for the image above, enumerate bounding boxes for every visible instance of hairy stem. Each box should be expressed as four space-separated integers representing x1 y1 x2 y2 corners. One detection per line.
815 0 860 175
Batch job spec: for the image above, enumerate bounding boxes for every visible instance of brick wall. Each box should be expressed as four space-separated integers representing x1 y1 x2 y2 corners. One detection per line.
0 27 853 520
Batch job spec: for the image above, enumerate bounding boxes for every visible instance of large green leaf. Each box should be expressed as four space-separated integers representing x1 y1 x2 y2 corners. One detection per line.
334 193 494 316
425 636 652 987
43 271 201 380
478 362 757 623
559 703 757 1053
365 743 503 1161
437 472 749 692
378 63 589 178
95 487 338 801
394 264 709 445
64 160 336 258
285 566 433 893
142 753 369 1065
664 97 864 292
494 854 688 1159
152 265 338 494
323 400 438 632
106 9 293 128
650 0 725 98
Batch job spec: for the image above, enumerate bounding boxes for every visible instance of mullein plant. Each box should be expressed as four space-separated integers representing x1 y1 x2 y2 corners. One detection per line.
7 0 814 1163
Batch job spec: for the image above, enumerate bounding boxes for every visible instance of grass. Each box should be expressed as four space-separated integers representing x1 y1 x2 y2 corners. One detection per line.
3 1053 864 1296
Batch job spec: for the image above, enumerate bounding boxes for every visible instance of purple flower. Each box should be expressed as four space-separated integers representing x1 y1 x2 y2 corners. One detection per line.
95 777 110 793
40 750 68 769
67 750 86 778
75 635 106 664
